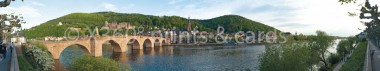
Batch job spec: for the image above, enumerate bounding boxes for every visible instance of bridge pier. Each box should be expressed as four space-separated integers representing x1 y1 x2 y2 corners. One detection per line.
93 44 102 57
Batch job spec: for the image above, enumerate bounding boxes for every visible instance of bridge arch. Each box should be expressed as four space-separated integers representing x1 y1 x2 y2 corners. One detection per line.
102 40 122 52
58 44 90 59
154 39 160 47
143 39 153 49
129 39 140 49
162 40 167 45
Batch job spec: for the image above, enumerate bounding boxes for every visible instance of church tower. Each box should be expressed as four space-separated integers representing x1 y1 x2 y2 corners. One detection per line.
187 17 192 31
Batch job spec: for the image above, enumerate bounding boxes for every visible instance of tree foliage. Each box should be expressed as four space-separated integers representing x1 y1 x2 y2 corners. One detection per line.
0 0 24 7
22 13 106 38
308 31 335 70
0 0 25 42
336 36 358 58
71 55 130 71
259 43 315 71
0 13 25 42
337 40 351 57
338 0 358 4
327 53 340 66
199 15 280 33
22 12 280 39
259 31 335 71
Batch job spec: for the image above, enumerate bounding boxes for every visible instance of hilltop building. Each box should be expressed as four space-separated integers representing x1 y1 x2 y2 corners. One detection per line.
58 22 63 26
103 21 135 29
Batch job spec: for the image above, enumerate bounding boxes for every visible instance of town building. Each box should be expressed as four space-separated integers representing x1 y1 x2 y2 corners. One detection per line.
11 31 26 45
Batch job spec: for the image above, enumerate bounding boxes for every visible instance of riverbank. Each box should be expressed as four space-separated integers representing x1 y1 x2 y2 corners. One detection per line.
340 41 367 71
18 55 36 71
332 42 360 71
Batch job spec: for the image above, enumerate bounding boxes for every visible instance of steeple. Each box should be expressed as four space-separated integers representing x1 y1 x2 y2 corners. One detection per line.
187 17 192 31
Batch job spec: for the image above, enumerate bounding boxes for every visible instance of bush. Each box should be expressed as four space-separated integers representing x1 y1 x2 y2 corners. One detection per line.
18 56 37 71
20 44 38 69
259 43 317 71
337 37 359 61
328 53 340 65
71 55 130 71
29 41 48 52
24 45 55 71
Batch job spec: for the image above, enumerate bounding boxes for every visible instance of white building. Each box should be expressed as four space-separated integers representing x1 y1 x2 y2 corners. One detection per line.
11 31 26 45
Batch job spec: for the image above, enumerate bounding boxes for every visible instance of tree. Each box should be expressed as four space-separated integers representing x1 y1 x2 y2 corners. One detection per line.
0 0 25 43
339 0 358 4
337 39 350 57
259 43 315 71
0 13 25 42
259 31 335 71
308 31 335 70
71 55 130 71
341 0 380 46
327 53 340 66
0 0 23 7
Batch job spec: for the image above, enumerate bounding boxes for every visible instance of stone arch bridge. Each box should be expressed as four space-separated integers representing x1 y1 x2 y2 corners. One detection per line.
40 36 170 59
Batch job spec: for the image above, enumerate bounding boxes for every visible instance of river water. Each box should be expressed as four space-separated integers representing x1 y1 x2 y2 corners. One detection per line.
54 45 265 71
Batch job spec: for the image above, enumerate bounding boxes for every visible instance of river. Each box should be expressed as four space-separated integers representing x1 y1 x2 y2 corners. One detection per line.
54 45 265 71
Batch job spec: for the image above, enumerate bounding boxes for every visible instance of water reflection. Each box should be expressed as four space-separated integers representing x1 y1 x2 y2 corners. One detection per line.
56 45 264 71
54 60 67 71
56 45 87 71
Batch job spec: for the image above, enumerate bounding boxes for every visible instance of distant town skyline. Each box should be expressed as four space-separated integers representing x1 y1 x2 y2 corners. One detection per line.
0 0 378 37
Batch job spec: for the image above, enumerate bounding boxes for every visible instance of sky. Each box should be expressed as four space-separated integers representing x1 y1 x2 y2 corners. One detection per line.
0 0 378 37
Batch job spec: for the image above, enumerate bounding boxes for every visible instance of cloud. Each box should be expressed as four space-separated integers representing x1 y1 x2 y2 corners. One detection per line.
283 0 364 36
102 2 118 11
158 0 368 36
10 0 373 36
169 0 185 4
0 5 45 29
0 6 42 18
158 0 236 19
31 2 45 7
276 23 310 28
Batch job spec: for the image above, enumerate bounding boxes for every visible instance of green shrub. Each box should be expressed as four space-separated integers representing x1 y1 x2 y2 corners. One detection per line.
18 56 38 71
24 45 55 71
20 44 39 69
71 55 130 71
259 43 316 71
328 53 340 65
29 41 48 52
340 42 367 71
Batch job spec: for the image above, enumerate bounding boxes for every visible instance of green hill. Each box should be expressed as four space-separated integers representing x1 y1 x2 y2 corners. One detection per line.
199 15 279 33
22 12 280 39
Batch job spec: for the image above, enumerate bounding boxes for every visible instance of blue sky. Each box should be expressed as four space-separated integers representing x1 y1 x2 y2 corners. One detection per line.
0 0 377 37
